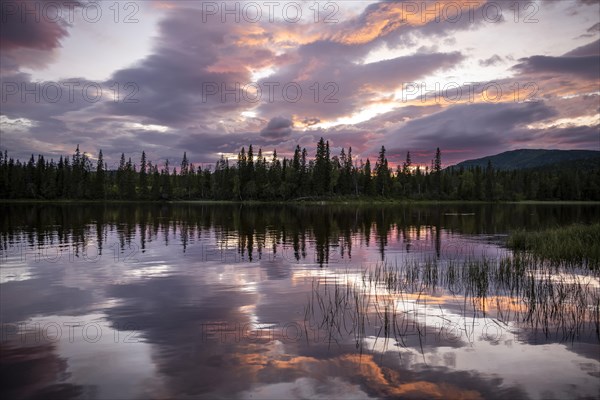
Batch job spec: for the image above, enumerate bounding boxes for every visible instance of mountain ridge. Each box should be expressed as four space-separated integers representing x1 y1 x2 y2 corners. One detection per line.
450 149 600 170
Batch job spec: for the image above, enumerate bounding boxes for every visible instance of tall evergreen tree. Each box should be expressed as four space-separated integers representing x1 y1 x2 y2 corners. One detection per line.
268 149 282 198
245 145 256 199
117 153 126 198
375 146 390 196
363 158 374 196
433 148 442 196
139 151 148 199
95 150 105 199
314 138 331 195
402 151 412 174
126 157 136 199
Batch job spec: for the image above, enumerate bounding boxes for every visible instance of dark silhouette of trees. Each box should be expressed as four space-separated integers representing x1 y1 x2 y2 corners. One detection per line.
375 146 391 196
313 138 331 196
1 141 599 201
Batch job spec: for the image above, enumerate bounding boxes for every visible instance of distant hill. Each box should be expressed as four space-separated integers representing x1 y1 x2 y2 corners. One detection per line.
450 149 600 170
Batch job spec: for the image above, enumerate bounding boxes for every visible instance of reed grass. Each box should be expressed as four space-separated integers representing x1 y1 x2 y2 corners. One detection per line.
305 255 600 350
507 223 600 268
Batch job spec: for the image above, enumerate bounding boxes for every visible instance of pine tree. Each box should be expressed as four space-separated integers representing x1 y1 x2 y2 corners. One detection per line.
375 146 390 196
245 145 256 199
126 157 136 199
268 149 282 198
346 147 357 196
139 151 148 199
255 148 267 199
180 152 191 199
434 148 442 197
314 138 331 195
300 147 309 196
95 150 105 199
72 145 80 197
35 155 44 197
117 153 126 198
402 151 412 174
162 159 172 199
363 158 373 196
151 164 160 199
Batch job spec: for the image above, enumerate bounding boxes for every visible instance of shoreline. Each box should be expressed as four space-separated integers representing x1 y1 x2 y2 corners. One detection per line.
2 199 600 206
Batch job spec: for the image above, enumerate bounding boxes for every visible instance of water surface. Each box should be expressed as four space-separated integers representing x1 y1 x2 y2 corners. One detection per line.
1 203 599 399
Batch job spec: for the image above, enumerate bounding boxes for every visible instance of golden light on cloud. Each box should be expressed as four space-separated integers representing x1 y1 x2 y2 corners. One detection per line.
231 26 271 47
3 0 600 398
269 353 484 399
271 28 324 46
331 0 487 45
526 115 600 130
313 102 397 129
333 17 403 45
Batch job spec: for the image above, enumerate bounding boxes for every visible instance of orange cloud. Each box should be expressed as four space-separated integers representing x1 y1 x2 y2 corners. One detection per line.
331 1 487 45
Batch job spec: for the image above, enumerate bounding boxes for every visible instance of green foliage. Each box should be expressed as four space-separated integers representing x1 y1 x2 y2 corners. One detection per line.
1 143 600 202
508 223 600 268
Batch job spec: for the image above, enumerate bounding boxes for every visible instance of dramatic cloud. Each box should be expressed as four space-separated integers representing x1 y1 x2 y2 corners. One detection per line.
0 1 69 50
513 55 600 80
260 116 294 140
0 0 81 72
563 39 600 56
1 0 599 165
383 102 560 165
513 40 600 80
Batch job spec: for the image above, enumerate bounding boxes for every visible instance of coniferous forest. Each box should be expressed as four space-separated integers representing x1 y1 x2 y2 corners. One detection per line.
1 138 599 201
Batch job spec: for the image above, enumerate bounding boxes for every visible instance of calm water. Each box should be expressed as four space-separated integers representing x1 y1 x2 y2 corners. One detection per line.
1 203 599 400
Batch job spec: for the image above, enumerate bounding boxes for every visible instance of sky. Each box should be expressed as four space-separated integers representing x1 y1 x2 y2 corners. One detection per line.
1 0 599 168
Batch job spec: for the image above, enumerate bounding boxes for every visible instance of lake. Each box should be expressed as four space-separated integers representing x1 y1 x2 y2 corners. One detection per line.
1 203 599 399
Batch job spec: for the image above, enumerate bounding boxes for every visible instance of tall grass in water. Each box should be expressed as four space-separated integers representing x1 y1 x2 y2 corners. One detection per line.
305 255 600 351
507 223 600 269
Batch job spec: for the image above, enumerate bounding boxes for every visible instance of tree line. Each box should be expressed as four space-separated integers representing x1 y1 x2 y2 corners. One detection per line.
1 138 599 201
